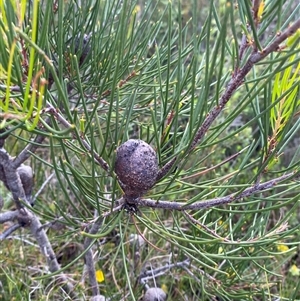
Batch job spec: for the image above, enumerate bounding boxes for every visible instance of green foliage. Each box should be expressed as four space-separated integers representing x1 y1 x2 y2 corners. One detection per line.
0 0 299 300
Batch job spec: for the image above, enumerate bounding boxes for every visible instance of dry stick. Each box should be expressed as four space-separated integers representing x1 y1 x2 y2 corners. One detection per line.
32 172 55 204
139 259 216 284
158 19 300 179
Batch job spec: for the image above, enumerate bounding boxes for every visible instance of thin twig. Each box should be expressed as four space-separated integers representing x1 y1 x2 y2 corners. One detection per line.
132 215 166 253
32 172 55 204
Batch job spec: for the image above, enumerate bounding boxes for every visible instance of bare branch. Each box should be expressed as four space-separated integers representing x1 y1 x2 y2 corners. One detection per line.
139 258 216 284
0 223 22 240
0 149 27 208
137 172 294 210
0 210 20 224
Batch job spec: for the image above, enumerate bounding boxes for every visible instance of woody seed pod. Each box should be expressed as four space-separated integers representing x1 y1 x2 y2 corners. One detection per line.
143 287 167 301
114 139 158 199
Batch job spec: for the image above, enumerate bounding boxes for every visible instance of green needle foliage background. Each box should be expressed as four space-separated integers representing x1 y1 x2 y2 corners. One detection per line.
0 0 299 300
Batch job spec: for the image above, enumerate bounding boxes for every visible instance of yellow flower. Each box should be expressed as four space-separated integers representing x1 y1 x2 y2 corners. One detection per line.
95 269 105 283
134 5 141 13
289 264 300 276
277 244 289 252
257 1 265 20
161 284 168 294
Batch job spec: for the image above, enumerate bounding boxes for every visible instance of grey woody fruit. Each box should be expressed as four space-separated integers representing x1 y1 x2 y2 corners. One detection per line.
89 295 105 301
129 234 145 248
17 165 34 205
143 287 167 301
74 33 91 65
114 139 158 199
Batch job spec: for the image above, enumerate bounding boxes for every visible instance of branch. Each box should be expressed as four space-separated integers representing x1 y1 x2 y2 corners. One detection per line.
260 19 300 55
159 19 300 176
0 210 20 224
0 223 22 240
32 172 55 204
190 19 300 152
0 149 27 208
136 172 294 210
156 157 177 181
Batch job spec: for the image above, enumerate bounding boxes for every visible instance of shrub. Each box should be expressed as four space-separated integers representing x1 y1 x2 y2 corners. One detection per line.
0 1 299 300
